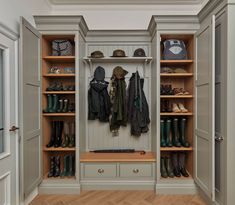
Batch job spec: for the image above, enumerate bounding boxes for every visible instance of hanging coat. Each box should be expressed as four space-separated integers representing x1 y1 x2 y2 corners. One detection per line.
88 66 111 122
127 71 150 136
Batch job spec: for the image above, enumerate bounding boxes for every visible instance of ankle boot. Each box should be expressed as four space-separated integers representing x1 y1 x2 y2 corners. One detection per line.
62 99 69 113
161 157 168 178
57 99 63 113
179 153 189 177
165 100 172 112
54 156 61 177
48 156 55 178
68 122 75 148
179 118 190 147
165 156 174 178
171 153 181 177
62 122 70 148
54 121 63 147
68 154 75 176
165 119 173 147
43 94 53 113
172 118 181 147
161 100 166 112
46 121 56 148
50 94 59 113
60 155 70 177
172 103 181 113
160 120 166 147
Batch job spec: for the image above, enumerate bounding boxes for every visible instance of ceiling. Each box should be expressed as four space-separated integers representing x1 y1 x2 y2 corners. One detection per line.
49 0 208 5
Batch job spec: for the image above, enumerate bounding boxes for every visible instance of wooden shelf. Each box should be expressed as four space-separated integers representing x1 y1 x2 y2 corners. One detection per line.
43 74 75 77
43 113 75 117
80 152 156 162
160 95 193 99
43 147 76 152
43 56 75 62
161 147 193 151
160 73 193 77
160 60 193 65
44 174 76 180
160 112 193 116
43 91 75 94
83 57 152 64
160 173 193 181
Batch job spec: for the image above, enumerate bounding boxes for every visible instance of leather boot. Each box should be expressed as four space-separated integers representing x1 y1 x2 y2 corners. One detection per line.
60 155 70 177
48 156 55 178
172 118 181 147
43 94 53 113
160 120 166 147
54 121 63 148
165 100 172 112
165 156 174 178
165 119 173 147
54 156 61 177
179 118 190 147
57 99 63 113
161 100 166 112
179 153 189 177
46 121 56 148
161 157 168 178
62 99 69 113
50 94 59 113
68 154 75 176
62 122 70 148
171 153 181 177
68 122 75 148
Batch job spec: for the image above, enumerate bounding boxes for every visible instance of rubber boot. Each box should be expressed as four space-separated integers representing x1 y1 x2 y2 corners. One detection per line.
68 122 75 148
62 99 69 113
179 153 189 177
68 154 75 176
43 94 53 113
165 119 173 147
179 118 190 147
161 157 168 178
46 121 56 148
171 153 181 177
160 120 166 147
54 156 61 177
60 155 70 177
50 94 59 113
165 156 174 178
48 156 55 178
57 99 63 113
54 121 63 148
172 118 181 147
62 122 70 148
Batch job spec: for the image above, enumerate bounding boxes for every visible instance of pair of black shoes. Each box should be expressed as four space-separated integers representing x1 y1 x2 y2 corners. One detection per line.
46 82 75 91
161 84 174 95
48 156 61 177
161 152 189 178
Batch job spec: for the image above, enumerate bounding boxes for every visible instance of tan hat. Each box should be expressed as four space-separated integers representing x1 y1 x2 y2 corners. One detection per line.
111 49 127 57
113 66 128 79
90 50 104 58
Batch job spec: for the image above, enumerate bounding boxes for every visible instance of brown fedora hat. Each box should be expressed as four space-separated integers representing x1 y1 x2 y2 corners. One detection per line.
89 50 104 58
111 49 127 57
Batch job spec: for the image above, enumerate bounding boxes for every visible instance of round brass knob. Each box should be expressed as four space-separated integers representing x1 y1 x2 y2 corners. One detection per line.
98 169 104 174
133 169 139 174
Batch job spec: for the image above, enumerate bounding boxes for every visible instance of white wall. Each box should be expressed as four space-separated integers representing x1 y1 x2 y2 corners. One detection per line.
0 0 51 34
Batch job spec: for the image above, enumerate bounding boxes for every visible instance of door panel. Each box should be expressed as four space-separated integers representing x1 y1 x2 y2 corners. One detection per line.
195 16 215 201
20 17 42 198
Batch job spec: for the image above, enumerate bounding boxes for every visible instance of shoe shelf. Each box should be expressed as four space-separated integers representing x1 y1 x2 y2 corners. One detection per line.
160 73 193 77
160 112 193 116
43 56 75 63
160 173 193 181
43 74 75 78
43 147 76 152
160 95 193 99
43 91 76 94
43 113 76 117
160 147 193 151
160 60 193 65
44 173 76 180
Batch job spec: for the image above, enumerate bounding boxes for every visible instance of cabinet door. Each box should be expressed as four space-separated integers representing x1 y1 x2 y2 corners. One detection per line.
195 15 215 201
19 17 42 198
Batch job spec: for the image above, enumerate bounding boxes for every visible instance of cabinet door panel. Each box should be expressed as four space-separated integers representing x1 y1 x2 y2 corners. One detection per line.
195 15 215 201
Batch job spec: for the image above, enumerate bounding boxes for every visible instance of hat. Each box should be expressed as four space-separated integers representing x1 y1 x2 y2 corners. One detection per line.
111 49 127 57
113 66 128 79
94 66 105 81
90 51 104 58
133 48 146 57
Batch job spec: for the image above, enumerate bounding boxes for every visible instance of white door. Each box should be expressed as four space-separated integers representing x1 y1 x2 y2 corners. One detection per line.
195 15 215 201
19 17 42 199
0 29 18 204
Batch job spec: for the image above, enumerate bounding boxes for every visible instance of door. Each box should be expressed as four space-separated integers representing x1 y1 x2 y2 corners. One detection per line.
195 15 215 201
19 17 42 199
0 29 18 204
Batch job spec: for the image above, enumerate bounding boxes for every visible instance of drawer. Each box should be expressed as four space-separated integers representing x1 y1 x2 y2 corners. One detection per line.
119 163 153 178
83 163 117 178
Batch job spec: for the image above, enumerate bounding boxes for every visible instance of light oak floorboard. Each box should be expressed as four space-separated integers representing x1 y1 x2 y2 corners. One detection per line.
29 191 207 205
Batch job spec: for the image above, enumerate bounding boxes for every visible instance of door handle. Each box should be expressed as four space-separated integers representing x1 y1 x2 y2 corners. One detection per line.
215 135 224 142
9 126 19 132
0 128 3 131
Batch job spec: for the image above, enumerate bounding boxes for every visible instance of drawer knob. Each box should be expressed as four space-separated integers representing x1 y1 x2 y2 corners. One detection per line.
98 169 104 174
133 169 139 174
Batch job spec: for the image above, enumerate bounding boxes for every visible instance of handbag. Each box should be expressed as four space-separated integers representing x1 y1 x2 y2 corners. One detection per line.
52 40 73 56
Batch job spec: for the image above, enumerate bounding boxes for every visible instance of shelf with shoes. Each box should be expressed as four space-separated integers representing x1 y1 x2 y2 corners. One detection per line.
43 74 75 78
43 91 76 94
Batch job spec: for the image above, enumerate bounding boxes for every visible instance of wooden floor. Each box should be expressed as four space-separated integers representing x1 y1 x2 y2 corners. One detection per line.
30 191 207 205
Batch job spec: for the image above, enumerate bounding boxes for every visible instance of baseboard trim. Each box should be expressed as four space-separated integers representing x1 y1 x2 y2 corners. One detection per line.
81 180 155 190
39 182 81 194
23 187 38 205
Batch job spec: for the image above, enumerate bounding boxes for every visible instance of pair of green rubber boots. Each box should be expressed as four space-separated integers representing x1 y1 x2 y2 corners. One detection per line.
61 121 75 148
161 156 174 178
44 94 69 113
60 154 75 177
160 118 190 147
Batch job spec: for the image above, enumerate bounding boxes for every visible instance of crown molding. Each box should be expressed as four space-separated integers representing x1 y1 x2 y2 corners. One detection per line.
0 22 18 41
